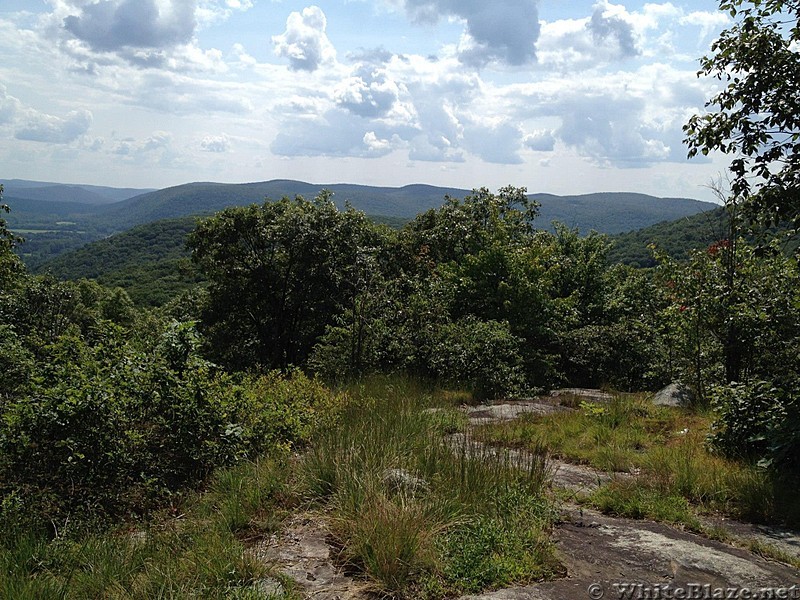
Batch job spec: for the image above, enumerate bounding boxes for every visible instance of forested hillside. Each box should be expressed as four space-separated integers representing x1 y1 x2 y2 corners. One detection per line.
6 0 800 596
5 179 715 269
608 207 727 266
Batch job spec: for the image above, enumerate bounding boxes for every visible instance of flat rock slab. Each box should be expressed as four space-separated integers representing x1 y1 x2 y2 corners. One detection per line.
459 506 800 600
550 459 617 494
252 514 371 599
466 401 572 425
549 388 614 404
700 514 800 561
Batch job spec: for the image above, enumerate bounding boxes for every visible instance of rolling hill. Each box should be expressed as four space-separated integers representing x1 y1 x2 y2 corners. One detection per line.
607 207 729 267
98 181 715 234
2 179 154 204
6 178 718 270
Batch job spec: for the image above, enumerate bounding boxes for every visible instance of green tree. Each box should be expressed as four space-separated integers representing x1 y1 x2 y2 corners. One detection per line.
397 186 539 270
0 184 24 287
684 0 800 230
189 192 388 370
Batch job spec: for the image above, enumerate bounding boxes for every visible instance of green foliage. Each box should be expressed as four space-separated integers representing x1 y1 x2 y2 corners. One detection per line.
427 318 526 400
607 208 728 267
0 458 290 599
299 376 559 597
34 216 203 306
0 185 25 287
398 186 539 267
0 266 341 526
438 488 554 593
189 192 390 370
684 0 800 231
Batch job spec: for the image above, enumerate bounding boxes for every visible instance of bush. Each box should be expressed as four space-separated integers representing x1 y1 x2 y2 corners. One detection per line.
0 321 341 528
427 317 526 400
710 380 800 473
708 381 780 462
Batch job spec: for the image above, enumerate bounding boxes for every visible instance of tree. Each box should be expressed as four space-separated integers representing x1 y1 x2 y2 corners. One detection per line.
684 0 800 230
0 184 24 287
397 186 539 270
188 192 388 370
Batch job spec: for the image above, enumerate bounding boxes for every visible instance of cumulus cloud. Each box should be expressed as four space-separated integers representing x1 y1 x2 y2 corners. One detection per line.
196 0 253 27
334 64 402 118
363 131 404 155
524 129 556 152
15 109 92 143
679 11 730 40
403 0 541 66
272 6 336 72
201 133 231 152
587 2 639 58
271 109 407 158
110 131 185 168
537 2 644 70
0 85 22 124
408 134 464 162
62 0 196 52
462 120 523 164
555 91 670 167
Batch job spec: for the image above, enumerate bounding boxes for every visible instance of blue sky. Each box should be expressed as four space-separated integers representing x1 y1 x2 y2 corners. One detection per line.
0 0 731 201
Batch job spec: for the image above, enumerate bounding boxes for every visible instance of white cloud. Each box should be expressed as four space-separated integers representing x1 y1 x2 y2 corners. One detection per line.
196 0 253 27
62 0 196 52
524 129 556 152
334 65 403 118
587 1 640 58
462 120 523 164
0 86 22 125
402 0 541 66
15 109 92 144
679 11 730 40
272 6 336 72
201 133 231 152
363 131 404 155
271 109 397 158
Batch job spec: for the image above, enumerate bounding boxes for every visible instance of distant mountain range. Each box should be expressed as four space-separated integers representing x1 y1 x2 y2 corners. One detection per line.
4 177 717 230
1 177 724 306
2 179 155 204
2 177 718 268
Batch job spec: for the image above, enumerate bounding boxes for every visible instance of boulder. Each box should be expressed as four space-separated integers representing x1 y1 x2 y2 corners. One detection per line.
652 382 694 407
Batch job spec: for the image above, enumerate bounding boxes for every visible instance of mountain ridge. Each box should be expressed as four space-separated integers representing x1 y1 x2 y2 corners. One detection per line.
97 179 717 234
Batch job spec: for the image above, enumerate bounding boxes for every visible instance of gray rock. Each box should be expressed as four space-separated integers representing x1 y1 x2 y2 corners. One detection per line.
252 577 285 598
382 468 429 494
652 382 694 407
549 388 614 403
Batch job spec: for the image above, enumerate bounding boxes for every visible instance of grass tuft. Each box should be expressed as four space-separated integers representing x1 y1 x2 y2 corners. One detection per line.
300 375 561 597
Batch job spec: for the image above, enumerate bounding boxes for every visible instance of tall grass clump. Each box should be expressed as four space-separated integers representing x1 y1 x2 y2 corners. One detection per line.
0 458 291 599
593 431 800 528
475 391 800 528
299 375 561 598
476 393 687 473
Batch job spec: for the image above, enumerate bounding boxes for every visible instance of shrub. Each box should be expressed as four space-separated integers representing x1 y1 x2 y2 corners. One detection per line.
0 321 341 528
427 317 526 400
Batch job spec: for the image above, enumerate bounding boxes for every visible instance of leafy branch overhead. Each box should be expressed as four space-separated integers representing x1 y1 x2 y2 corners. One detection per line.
684 0 800 228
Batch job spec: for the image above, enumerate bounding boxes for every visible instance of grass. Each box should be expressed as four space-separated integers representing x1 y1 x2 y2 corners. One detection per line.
299 375 563 598
478 394 700 472
476 393 800 530
0 458 293 599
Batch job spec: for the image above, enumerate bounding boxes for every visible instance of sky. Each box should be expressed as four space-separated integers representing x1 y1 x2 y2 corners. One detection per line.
0 0 733 201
